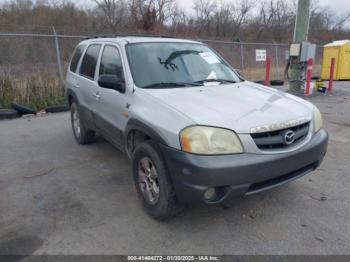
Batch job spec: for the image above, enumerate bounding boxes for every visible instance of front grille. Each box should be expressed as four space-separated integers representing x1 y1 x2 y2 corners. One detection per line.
251 122 310 150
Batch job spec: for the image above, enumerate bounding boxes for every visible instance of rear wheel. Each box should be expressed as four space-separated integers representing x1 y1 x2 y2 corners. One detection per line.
70 102 95 144
132 140 183 220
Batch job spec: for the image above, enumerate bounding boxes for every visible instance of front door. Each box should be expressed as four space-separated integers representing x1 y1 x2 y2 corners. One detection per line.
94 44 129 149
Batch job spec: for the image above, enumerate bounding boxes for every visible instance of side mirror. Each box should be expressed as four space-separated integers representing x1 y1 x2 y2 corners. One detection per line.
98 74 125 93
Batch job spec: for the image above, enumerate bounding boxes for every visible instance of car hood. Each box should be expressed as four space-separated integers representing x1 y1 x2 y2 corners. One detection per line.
140 81 314 133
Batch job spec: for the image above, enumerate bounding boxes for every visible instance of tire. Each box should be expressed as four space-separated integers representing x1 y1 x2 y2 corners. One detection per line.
11 102 36 116
70 102 95 145
254 80 265 85
46 104 69 113
270 80 284 86
132 140 183 220
0 109 18 120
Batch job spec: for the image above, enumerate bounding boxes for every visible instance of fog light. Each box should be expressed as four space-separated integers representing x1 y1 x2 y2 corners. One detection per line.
204 187 217 200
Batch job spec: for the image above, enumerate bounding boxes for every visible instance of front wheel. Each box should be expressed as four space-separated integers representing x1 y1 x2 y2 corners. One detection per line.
132 140 183 220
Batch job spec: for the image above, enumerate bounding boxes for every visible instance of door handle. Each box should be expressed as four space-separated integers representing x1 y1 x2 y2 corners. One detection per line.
74 83 80 89
93 92 101 100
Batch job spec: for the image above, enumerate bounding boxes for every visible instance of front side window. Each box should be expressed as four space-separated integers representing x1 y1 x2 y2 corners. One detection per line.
126 42 241 88
70 44 85 73
80 44 101 79
99 45 124 80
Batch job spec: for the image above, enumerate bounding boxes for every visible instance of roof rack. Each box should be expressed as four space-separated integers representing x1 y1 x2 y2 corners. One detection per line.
86 34 176 40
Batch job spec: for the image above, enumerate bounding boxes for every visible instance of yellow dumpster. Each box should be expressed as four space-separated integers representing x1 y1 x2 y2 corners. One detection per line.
321 40 350 80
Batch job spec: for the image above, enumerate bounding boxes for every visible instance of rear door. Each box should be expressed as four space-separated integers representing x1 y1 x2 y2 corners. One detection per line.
94 44 128 149
77 44 102 126
66 44 86 92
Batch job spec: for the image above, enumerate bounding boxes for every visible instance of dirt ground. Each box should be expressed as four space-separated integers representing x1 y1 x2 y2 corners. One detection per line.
0 82 349 255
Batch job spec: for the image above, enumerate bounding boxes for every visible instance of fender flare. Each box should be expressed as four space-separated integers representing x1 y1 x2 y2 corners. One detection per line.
67 89 79 106
124 118 169 152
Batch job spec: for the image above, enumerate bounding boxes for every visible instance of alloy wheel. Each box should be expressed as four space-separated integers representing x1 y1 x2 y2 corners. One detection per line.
72 109 81 138
138 157 160 205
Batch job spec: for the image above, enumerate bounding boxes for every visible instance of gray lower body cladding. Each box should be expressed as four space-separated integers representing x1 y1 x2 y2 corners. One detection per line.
160 129 328 204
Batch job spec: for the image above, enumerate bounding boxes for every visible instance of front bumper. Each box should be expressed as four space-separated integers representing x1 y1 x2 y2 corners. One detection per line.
159 129 328 204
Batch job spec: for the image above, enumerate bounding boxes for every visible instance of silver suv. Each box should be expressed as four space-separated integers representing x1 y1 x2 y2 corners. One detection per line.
66 36 328 219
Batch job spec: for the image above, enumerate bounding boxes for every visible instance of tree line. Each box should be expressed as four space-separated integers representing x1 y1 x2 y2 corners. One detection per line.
0 0 349 44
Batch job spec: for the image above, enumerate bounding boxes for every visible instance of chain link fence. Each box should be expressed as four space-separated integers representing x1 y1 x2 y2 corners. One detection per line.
0 33 82 109
0 32 324 109
201 39 323 81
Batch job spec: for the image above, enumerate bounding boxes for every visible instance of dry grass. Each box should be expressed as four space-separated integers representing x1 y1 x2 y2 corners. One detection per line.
0 74 65 111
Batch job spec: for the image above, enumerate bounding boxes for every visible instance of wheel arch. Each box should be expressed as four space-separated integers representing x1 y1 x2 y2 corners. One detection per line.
67 89 79 106
124 119 169 158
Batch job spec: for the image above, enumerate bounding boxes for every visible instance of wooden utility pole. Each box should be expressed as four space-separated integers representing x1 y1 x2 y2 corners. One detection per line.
289 0 311 92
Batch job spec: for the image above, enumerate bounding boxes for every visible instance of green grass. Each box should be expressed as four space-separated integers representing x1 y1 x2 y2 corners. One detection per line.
0 75 66 111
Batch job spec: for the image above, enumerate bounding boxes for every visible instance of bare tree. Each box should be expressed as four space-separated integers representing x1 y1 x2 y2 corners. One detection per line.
224 0 255 40
310 4 350 43
168 3 188 35
92 0 128 33
193 0 216 35
252 0 295 42
130 0 176 31
193 0 254 39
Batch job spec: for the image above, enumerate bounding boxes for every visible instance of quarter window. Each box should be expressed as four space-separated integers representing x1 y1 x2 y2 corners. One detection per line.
99 45 124 80
69 45 85 73
80 44 101 79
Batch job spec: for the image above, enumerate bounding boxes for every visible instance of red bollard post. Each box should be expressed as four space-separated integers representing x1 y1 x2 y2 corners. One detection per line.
264 57 272 86
328 58 335 92
305 58 314 96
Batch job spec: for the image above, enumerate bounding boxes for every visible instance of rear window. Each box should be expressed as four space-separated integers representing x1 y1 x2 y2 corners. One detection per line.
79 44 101 79
69 45 85 73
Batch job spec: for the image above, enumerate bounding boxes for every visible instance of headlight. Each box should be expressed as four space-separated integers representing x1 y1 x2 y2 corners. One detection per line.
313 106 323 132
180 126 243 155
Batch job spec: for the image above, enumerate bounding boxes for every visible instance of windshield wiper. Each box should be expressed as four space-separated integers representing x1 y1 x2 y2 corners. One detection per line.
141 82 202 89
194 78 237 85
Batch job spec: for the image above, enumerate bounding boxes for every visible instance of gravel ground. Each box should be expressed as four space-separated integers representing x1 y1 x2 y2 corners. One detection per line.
0 82 350 255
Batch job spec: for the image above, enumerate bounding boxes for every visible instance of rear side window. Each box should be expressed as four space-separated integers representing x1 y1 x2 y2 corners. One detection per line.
69 45 85 73
80 44 101 79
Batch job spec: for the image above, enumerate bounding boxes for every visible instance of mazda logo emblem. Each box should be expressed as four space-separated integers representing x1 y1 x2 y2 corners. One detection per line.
284 130 295 145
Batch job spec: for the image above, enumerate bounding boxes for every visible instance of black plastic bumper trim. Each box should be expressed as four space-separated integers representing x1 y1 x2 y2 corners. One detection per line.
159 129 328 204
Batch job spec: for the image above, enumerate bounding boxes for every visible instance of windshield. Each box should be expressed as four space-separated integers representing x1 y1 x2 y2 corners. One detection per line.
126 42 241 88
